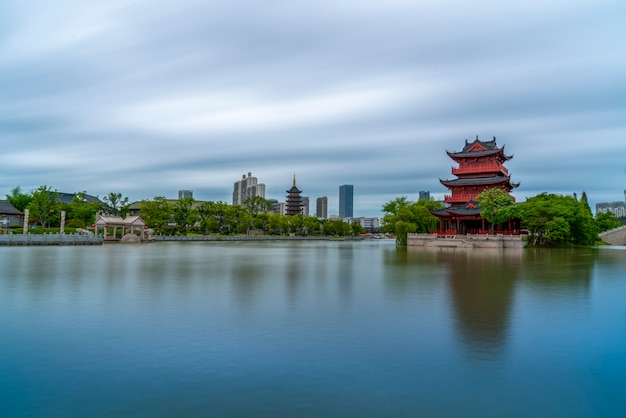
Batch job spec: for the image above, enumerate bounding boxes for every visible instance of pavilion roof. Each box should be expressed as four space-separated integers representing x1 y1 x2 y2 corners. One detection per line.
0 200 21 215
446 137 512 161
431 200 483 217
440 175 519 188
94 214 146 226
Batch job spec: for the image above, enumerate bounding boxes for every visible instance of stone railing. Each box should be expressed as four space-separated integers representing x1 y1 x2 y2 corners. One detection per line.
0 233 102 246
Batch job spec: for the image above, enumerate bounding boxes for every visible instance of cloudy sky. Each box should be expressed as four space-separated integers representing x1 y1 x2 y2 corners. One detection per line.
1 0 625 217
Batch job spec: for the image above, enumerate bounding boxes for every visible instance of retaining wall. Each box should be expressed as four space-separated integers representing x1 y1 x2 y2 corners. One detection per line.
407 233 524 249
0 233 102 246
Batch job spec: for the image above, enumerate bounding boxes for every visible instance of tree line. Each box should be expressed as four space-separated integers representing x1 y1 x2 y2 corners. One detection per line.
139 195 365 236
6 186 129 229
382 189 623 247
5 187 366 237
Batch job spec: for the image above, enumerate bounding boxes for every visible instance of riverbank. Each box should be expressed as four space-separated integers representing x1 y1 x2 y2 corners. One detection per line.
154 235 366 242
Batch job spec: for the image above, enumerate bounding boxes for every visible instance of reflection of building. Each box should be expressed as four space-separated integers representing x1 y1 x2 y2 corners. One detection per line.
285 176 303 216
438 248 521 359
339 185 353 218
432 137 519 234
233 172 266 205
596 201 626 218
316 196 328 219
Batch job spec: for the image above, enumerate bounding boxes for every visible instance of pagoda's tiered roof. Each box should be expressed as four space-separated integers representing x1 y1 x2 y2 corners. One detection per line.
446 137 512 161
431 200 483 218
285 175 303 215
440 175 519 189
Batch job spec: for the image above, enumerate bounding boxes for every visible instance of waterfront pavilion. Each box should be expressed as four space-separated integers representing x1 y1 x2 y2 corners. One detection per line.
94 214 147 240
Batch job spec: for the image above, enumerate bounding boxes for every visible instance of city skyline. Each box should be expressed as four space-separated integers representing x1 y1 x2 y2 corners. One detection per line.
2 1 625 218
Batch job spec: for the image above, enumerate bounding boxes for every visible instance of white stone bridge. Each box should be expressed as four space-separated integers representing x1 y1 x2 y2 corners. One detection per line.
599 225 626 245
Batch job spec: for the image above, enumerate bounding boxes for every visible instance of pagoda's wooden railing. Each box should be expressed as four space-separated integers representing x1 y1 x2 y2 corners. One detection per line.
444 193 475 203
452 163 508 176
431 229 521 236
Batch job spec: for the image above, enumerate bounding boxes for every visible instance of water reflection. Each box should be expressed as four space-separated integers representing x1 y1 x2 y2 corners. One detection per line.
336 245 355 300
520 248 594 295
437 248 521 359
1 243 625 417
383 246 519 358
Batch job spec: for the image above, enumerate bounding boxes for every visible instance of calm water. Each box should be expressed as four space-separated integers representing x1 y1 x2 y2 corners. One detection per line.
1 241 625 417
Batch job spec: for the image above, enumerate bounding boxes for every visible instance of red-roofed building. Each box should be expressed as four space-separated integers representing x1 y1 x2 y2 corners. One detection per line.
431 137 520 235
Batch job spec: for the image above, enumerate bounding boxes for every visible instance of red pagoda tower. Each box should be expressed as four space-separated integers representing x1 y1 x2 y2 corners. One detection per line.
432 136 519 235
285 175 303 216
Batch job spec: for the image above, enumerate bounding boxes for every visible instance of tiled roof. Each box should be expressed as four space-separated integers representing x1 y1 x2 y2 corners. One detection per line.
440 175 515 187
0 200 21 215
446 137 512 160
57 192 102 204
431 200 483 217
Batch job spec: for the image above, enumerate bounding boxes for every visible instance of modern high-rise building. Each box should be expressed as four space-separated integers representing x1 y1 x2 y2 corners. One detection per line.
316 196 328 219
418 191 430 201
596 201 626 218
339 185 354 218
178 190 193 199
233 172 266 206
302 196 310 216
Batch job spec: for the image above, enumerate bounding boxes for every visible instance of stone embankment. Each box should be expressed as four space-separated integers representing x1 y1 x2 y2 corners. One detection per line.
0 233 102 246
407 233 524 248
598 225 626 245
155 235 364 242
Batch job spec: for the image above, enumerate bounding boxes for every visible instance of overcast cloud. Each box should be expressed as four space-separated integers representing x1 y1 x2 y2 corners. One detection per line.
1 0 625 216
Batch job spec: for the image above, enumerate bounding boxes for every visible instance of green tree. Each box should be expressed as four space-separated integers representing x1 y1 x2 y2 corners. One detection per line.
103 192 130 216
595 211 622 232
243 196 273 217
520 193 597 246
351 221 366 236
476 188 513 233
267 212 288 235
172 197 197 235
322 219 351 236
580 191 592 216
140 196 172 234
197 201 225 234
64 191 103 227
5 186 32 212
287 213 306 235
395 221 417 245
251 212 271 232
28 185 60 228
381 196 442 244
303 216 322 236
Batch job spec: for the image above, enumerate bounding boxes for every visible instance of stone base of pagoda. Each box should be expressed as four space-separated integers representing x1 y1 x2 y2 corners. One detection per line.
407 233 524 249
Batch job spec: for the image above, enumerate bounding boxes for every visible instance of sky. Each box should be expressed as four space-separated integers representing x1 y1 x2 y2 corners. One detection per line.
1 0 625 217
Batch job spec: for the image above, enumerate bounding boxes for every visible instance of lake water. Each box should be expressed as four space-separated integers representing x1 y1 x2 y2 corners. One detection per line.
1 240 625 417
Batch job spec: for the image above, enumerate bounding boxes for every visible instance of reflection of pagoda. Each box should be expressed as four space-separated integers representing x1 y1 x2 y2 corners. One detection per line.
432 136 520 234
285 175 303 216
